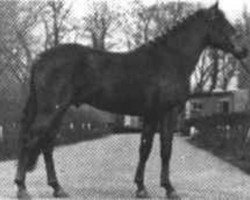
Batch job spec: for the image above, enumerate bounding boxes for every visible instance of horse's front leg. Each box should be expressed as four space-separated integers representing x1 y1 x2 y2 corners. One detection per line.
159 109 180 199
134 116 157 198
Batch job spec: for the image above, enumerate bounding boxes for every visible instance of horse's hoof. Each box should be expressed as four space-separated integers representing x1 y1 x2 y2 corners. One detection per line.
135 189 150 198
17 189 31 200
166 189 180 200
53 187 69 198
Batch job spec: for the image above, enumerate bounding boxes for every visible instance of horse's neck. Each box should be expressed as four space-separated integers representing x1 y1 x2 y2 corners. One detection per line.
165 19 207 67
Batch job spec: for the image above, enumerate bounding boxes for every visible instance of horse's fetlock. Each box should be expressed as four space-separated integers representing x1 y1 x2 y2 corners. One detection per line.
14 178 26 190
49 181 60 190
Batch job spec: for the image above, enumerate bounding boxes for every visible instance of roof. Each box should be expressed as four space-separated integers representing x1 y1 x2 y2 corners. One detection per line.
189 91 234 99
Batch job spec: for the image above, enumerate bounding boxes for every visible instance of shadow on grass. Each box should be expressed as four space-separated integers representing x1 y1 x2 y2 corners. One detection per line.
187 136 250 175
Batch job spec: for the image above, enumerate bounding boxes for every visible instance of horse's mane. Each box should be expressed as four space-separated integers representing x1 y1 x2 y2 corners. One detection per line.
165 9 205 36
140 8 207 49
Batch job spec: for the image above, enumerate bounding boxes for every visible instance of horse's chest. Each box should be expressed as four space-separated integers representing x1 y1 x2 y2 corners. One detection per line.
157 78 188 106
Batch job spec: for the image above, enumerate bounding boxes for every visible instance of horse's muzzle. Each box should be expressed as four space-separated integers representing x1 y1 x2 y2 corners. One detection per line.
230 34 248 59
234 46 248 59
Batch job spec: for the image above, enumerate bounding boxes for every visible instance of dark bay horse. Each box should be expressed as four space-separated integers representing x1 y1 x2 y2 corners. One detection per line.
15 3 247 199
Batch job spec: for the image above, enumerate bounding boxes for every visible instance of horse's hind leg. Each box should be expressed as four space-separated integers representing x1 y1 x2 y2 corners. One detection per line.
16 102 70 198
134 116 157 198
15 96 36 199
41 107 69 198
43 144 68 197
31 103 70 197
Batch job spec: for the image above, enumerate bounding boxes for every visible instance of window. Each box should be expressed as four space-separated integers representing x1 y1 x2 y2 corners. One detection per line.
192 102 203 111
217 100 229 113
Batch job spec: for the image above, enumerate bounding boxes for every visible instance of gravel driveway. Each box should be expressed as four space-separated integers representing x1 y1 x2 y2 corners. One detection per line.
1 134 250 199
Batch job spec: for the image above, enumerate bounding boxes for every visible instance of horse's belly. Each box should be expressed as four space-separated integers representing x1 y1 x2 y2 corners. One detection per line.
95 99 144 115
87 93 145 116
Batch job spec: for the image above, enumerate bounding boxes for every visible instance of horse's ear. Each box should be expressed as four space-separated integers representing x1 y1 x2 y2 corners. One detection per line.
208 1 219 18
210 1 219 10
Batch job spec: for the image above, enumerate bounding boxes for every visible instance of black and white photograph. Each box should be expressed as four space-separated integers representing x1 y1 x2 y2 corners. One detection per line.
0 0 250 199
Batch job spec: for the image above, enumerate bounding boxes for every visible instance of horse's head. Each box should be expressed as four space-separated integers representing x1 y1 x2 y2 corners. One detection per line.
204 2 247 59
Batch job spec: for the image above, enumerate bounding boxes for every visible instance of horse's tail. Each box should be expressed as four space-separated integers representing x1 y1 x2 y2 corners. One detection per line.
25 139 41 172
18 64 40 172
26 65 42 172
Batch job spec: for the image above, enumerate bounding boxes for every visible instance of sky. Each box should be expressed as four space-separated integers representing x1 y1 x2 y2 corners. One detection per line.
70 0 250 23
195 0 249 22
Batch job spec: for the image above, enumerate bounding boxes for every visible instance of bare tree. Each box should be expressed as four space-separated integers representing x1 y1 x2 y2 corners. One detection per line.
192 50 214 92
192 49 238 92
122 1 198 50
131 0 157 45
82 1 119 50
15 1 45 66
40 0 73 50
4 1 50 100
0 1 40 85
236 5 250 89
154 1 198 33
217 54 237 90
0 0 74 113
0 1 39 119
121 0 158 49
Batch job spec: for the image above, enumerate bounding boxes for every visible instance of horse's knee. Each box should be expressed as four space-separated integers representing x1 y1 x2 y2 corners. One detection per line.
160 134 173 148
141 136 153 147
14 178 26 189
139 137 154 155
43 148 53 158
42 142 55 164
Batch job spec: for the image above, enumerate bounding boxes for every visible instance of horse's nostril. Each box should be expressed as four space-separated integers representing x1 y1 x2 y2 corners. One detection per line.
240 47 248 55
243 47 248 57
234 32 241 39
236 47 248 59
243 47 248 53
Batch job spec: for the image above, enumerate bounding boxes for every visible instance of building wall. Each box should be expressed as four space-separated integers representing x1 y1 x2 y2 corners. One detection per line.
186 94 234 119
233 89 250 113
124 115 142 129
238 67 250 89
186 89 250 119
